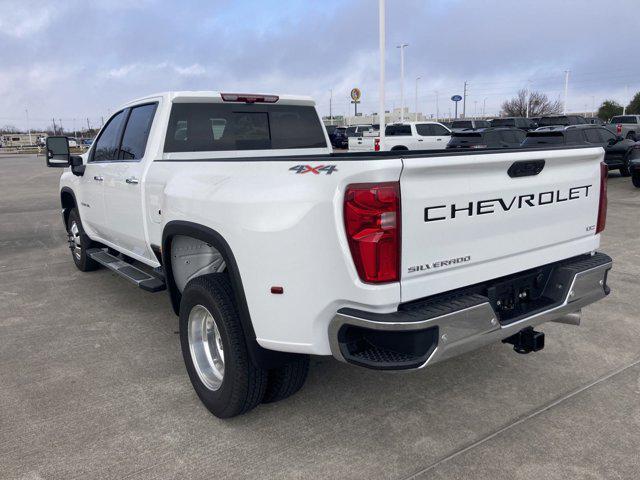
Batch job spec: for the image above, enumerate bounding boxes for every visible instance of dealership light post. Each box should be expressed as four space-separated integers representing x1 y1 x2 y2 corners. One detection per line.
329 89 333 124
563 70 570 114
414 76 421 121
379 0 386 150
525 80 532 118
397 43 408 122
25 108 32 145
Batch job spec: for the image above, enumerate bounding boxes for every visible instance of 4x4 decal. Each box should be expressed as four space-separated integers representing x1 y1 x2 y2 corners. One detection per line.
289 165 338 175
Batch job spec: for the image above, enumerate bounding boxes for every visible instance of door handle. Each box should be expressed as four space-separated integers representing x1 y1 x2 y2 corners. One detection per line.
418 139 424 141
436 138 442 141
125 177 139 185
93 176 103 181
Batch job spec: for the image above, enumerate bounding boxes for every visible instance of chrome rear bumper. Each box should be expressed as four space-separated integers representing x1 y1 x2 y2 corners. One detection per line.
329 252 612 370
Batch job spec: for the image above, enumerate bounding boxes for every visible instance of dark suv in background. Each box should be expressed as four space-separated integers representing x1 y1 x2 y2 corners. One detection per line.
447 127 526 149
523 125 636 176
536 115 588 127
325 125 348 149
450 119 491 130
490 117 537 130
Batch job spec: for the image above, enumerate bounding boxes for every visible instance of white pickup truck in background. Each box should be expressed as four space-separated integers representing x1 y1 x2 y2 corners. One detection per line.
349 121 451 151
46 91 612 418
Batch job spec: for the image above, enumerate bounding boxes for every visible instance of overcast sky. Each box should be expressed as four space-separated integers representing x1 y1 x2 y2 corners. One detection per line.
1 0 639 131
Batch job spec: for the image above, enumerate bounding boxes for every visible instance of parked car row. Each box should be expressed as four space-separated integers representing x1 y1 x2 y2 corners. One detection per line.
331 118 640 187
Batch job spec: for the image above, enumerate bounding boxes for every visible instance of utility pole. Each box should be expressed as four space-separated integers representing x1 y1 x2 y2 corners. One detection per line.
563 70 570 114
396 43 408 122
52 118 57 135
525 80 533 118
329 89 333 125
414 76 421 121
623 85 628 115
435 90 440 122
379 0 386 149
25 108 32 145
462 81 468 118
86 117 91 131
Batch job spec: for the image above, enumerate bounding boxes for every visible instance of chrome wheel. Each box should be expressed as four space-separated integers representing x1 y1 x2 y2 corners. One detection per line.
188 304 225 391
69 221 82 260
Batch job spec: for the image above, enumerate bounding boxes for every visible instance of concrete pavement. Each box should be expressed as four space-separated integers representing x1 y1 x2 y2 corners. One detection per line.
1 154 639 479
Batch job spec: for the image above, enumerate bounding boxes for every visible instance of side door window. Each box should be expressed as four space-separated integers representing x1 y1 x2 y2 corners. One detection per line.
584 128 602 144
91 111 126 162
415 124 435 136
432 124 450 136
119 103 158 160
598 128 616 144
483 131 501 147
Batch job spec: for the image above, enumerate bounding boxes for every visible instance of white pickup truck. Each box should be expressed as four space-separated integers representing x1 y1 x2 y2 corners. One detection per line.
348 121 451 151
46 91 612 418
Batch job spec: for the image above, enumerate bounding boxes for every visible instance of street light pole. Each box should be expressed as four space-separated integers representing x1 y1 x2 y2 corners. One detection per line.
525 80 533 118
396 43 408 122
378 0 386 150
435 90 439 122
623 85 628 115
25 108 32 145
414 76 421 121
483 97 487 117
563 70 570 114
329 89 333 125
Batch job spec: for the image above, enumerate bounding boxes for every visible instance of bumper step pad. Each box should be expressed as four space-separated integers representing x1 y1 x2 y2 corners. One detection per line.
87 248 166 292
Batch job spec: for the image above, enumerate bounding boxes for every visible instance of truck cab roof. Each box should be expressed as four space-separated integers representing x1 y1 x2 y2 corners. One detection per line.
120 91 316 109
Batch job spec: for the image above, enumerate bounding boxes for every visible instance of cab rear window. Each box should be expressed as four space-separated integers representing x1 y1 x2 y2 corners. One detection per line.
164 103 327 152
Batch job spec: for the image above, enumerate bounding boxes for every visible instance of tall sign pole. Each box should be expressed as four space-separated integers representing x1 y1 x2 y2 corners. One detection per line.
379 0 386 150
563 70 570 114
397 43 408 122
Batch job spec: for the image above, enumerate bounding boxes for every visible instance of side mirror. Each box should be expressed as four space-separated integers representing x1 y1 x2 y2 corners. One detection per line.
70 155 85 176
45 136 70 167
616 135 624 142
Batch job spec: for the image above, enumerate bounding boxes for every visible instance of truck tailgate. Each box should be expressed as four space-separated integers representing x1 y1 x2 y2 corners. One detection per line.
348 137 375 152
399 147 604 302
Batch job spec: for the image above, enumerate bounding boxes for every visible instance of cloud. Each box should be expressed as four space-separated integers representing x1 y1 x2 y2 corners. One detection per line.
1 0 639 129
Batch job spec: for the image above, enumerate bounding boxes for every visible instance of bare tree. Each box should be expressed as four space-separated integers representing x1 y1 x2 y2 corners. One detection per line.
0 124 20 134
500 89 562 117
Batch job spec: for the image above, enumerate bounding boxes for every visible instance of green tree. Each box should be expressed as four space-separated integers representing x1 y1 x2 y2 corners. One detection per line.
597 100 623 121
626 91 640 114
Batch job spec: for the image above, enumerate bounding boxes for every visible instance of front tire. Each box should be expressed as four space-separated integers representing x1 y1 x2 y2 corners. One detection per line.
179 274 267 418
632 171 640 188
66 208 99 272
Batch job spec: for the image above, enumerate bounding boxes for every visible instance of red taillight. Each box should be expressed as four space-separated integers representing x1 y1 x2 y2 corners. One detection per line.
344 182 400 283
221 93 279 103
596 161 608 234
374 138 380 152
616 124 622 134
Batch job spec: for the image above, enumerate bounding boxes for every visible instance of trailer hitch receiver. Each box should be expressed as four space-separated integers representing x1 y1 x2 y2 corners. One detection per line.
502 327 545 354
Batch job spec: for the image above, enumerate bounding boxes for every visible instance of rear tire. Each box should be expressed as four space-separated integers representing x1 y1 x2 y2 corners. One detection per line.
632 171 640 188
262 355 310 404
179 273 267 418
626 132 636 141
66 208 99 272
620 164 631 177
